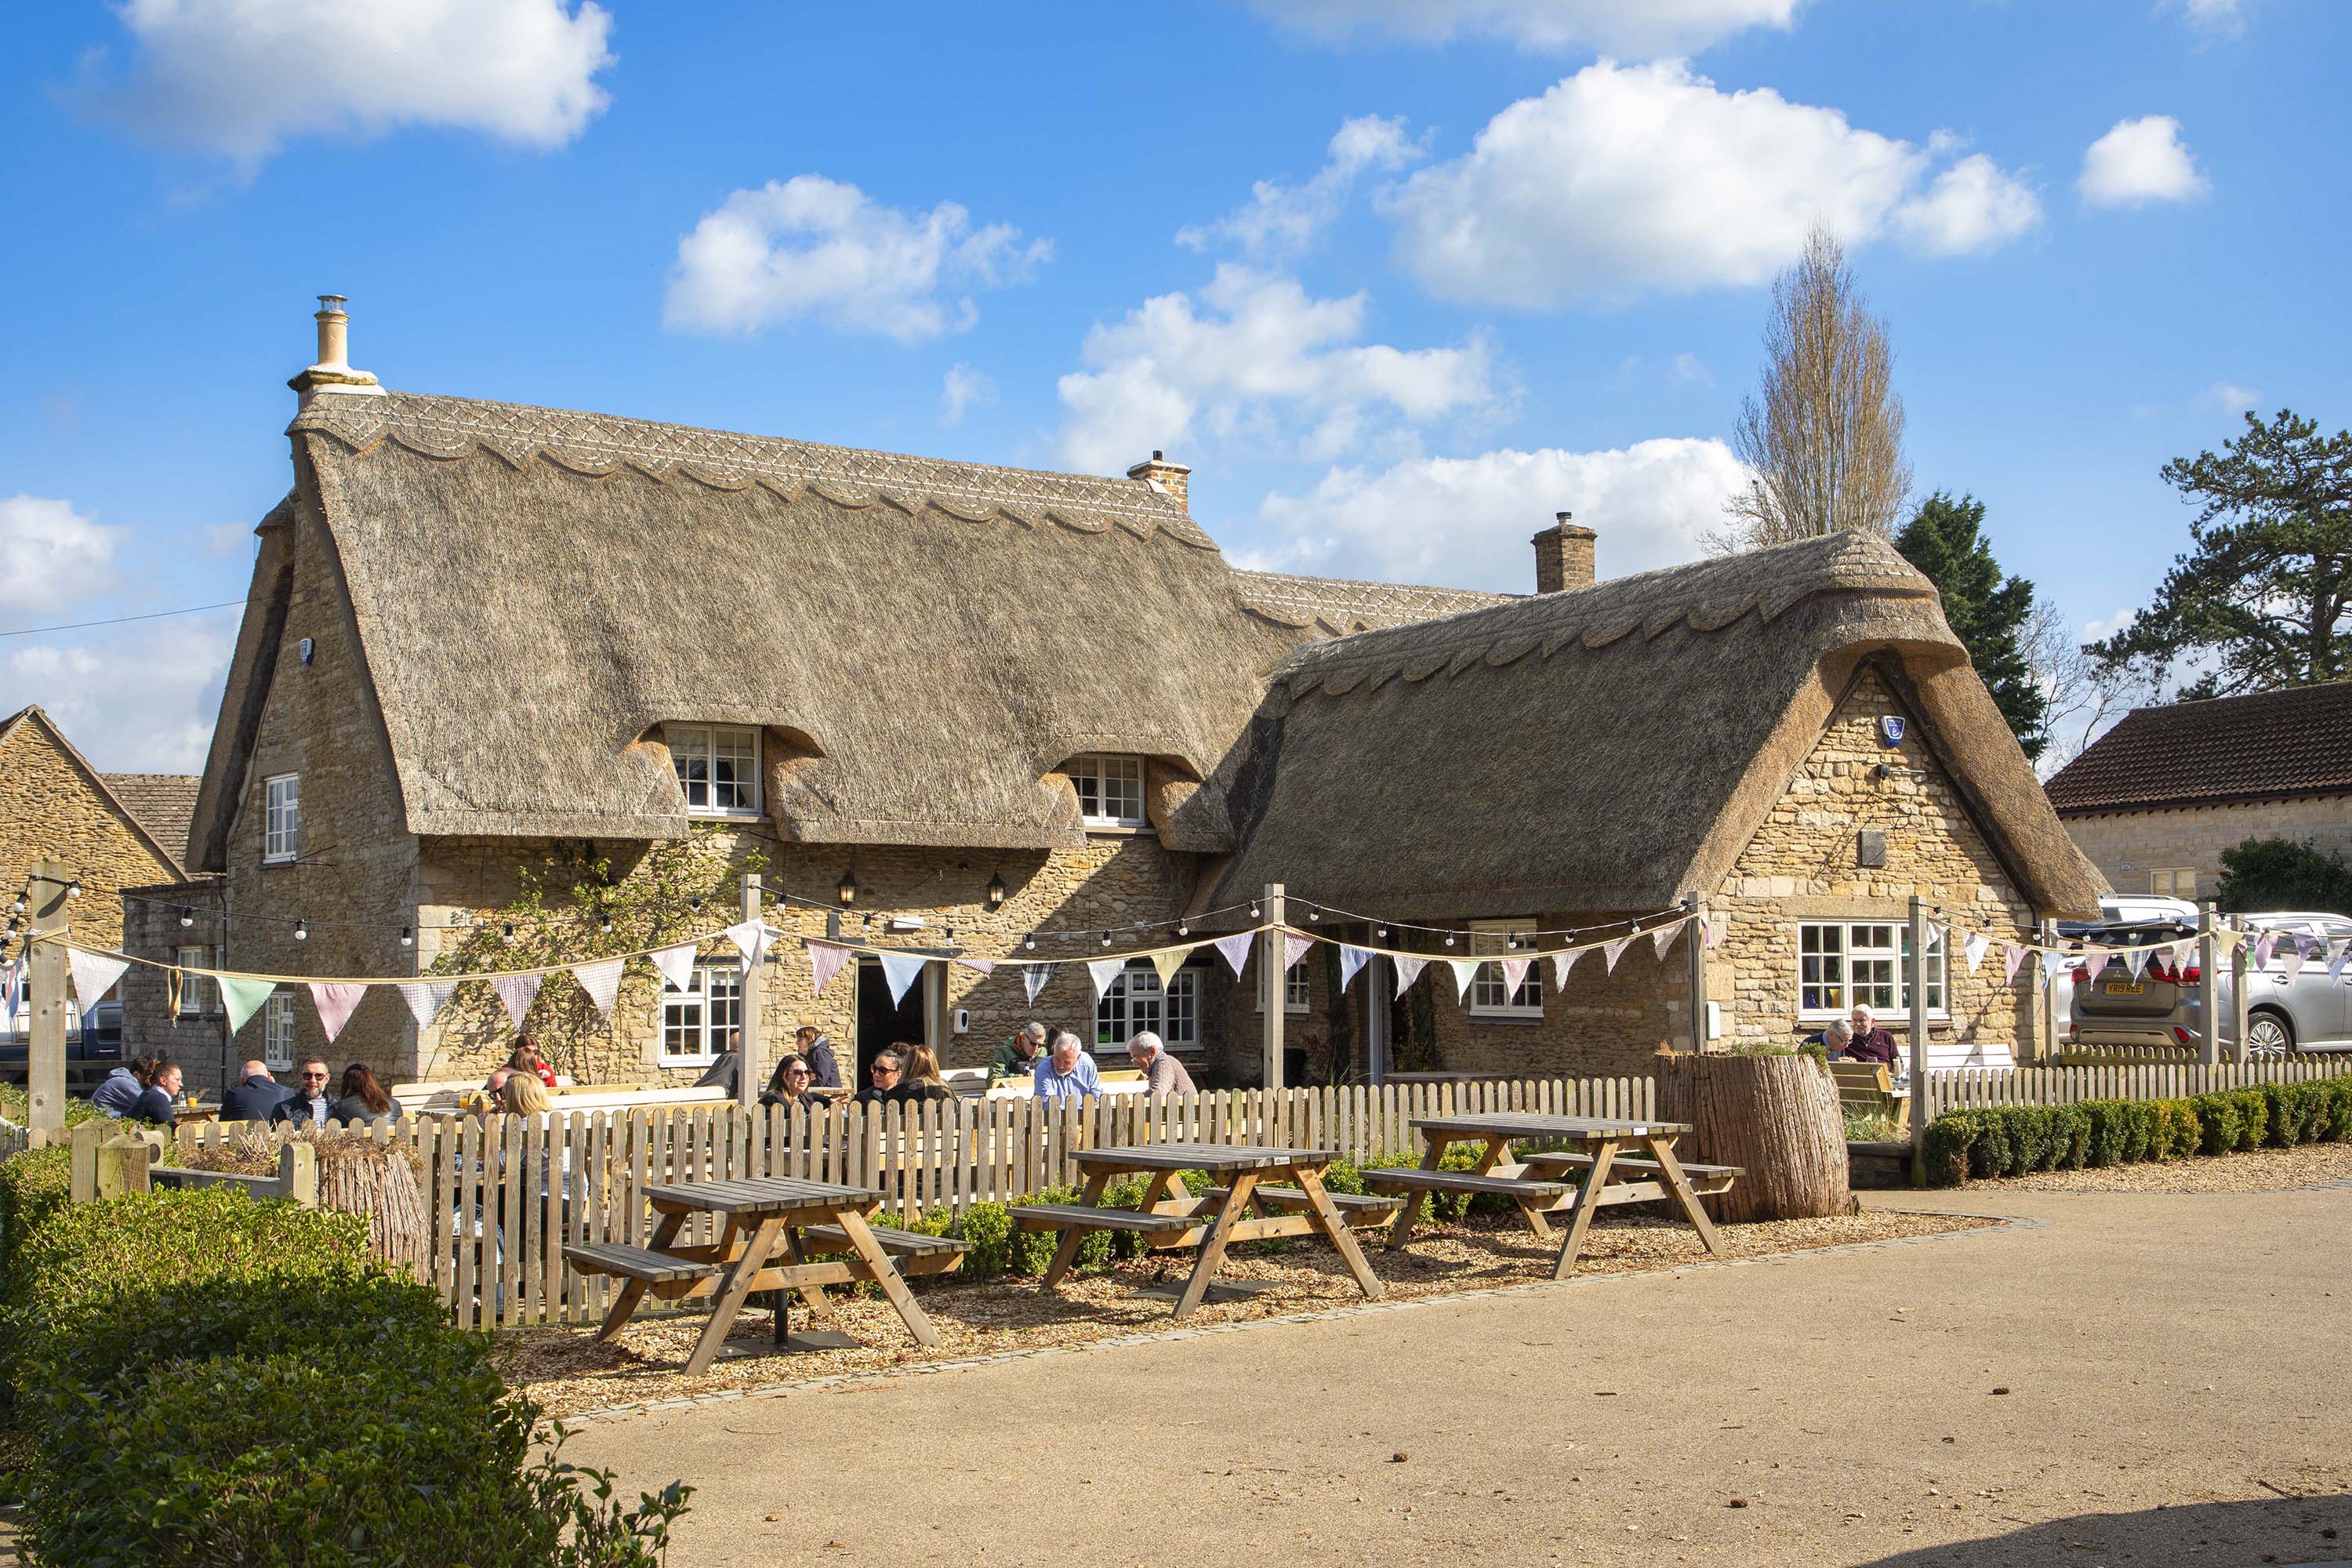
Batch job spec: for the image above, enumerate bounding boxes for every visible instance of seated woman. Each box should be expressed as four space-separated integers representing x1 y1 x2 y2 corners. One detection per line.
331 1062 394 1124
507 1039 558 1088
503 1073 554 1116
901 1046 955 1103
760 1053 821 1110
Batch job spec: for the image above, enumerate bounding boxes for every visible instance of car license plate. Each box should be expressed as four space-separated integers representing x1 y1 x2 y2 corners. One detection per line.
2103 981 2145 996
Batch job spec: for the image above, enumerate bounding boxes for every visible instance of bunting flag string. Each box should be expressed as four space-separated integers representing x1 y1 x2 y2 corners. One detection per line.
1964 931 1990 975
221 975 276 1034
2282 946 2307 983
1650 920 1684 961
1282 932 1313 973
399 979 459 1031
1549 947 1582 992
1022 964 1053 1006
1602 934 1635 974
1087 957 1127 1002
878 951 927 1006
1501 956 1532 999
955 956 997 978
724 919 777 972
573 957 624 1021
1392 955 1427 999
2003 943 2027 985
490 973 542 1031
1150 947 1191 987
1214 932 1254 979
807 940 853 998
652 941 702 995
310 982 367 1044
67 948 129 1007
1446 957 1480 1002
1338 944 1370 993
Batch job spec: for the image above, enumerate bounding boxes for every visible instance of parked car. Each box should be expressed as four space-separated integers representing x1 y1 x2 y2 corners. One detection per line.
2066 911 2352 1054
0 997 125 1089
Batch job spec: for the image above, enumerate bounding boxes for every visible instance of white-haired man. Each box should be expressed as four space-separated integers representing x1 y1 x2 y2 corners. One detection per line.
1127 1031 1195 1097
1843 1004 1900 1065
1032 1031 1102 1101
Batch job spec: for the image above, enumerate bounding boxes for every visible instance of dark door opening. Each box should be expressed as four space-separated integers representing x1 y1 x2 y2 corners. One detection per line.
855 959 930 1078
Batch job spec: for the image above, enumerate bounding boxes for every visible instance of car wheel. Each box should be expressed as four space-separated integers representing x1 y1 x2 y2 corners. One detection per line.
2246 1010 2295 1057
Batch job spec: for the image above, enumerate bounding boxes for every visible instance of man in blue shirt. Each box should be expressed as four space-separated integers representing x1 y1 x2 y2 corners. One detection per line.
1032 1032 1102 1101
222 1059 293 1123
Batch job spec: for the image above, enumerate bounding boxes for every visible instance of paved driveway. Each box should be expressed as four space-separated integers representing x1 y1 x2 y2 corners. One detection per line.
567 1186 2352 1567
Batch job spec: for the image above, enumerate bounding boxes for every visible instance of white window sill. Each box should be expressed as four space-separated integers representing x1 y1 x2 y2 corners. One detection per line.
1083 821 1151 835
262 854 296 866
683 810 763 822
1798 1014 1951 1025
1468 1008 1544 1022
661 1054 721 1069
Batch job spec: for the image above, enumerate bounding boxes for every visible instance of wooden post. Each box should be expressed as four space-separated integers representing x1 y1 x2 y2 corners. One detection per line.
739 873 763 1112
1683 894 1708 1054
2198 899 2220 1066
1367 953 1390 1085
2228 915 2250 1064
1259 883 1286 1091
25 859 72 1141
1907 895 1929 1181
278 1141 320 1207
2038 916 2060 1064
68 1118 104 1202
94 1133 156 1198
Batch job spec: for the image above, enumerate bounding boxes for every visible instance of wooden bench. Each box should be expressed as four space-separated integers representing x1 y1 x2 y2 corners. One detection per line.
1518 1151 1743 1196
1828 1062 1910 1134
1008 1203 1199 1235
800 1223 971 1261
1201 1185 1400 1229
564 1241 722 1286
1362 1168 1570 1200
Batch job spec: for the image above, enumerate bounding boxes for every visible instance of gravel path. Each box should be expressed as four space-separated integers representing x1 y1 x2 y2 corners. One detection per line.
1980 1141 2352 1194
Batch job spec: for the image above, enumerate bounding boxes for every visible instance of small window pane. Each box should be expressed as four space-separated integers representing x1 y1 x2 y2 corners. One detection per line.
263 775 299 862
263 993 297 1069
1073 754 1145 826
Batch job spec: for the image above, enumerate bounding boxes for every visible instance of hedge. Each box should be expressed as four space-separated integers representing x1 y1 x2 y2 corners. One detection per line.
1923 1077 2352 1186
0 1174 689 1564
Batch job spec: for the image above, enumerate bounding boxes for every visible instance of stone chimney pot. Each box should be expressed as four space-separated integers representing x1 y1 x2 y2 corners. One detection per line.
1532 511 1598 593
1126 449 1192 514
289 293 383 401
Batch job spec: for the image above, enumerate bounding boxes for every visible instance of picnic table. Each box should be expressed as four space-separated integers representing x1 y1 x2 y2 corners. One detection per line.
1368 1112 1737 1281
1009 1143 1396 1318
563 1175 967 1374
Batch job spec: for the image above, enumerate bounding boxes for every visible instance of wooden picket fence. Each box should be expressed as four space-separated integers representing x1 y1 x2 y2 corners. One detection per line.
132 1074 1653 1331
0 1116 27 1160
1921 1055 2352 1120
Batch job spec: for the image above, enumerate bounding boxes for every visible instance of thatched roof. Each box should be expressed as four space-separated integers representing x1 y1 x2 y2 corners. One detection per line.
195 390 1428 858
1212 532 2103 919
1233 570 1515 636
2045 680 2352 815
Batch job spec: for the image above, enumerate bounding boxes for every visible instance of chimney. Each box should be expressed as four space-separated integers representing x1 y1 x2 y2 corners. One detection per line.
1532 512 1597 593
1126 449 1191 513
288 294 383 401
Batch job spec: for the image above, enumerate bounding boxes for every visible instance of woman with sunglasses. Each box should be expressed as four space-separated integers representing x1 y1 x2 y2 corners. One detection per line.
760 1052 822 1111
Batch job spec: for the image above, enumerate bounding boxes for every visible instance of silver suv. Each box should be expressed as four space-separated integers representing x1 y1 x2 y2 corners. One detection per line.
2067 911 2352 1055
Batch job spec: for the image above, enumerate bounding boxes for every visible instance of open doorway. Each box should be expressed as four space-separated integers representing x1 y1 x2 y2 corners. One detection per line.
855 957 930 1079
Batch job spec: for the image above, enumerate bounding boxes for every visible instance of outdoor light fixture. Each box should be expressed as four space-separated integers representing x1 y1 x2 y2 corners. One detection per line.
502 923 515 943
399 926 414 947
178 906 194 927
293 920 308 942
600 914 613 934
986 871 1006 909
11 895 24 913
66 880 81 900
1101 931 1112 947
688 895 703 913
1250 902 1261 919
1377 927 1388 941
1443 933 1455 947
1025 934 1036 951
1307 909 1320 923
838 869 858 906
1177 921 1189 937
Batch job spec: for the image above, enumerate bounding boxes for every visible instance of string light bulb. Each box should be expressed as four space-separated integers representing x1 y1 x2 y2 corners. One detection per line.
1443 933 1455 947
293 919 308 942
1307 909 1320 924
1250 902 1261 919
1177 921 1189 937
66 879 81 900
9 895 22 914
502 923 515 944
600 914 613 935
399 926 414 947
178 906 194 928
1377 927 1388 941
1025 934 1036 951
1100 931 1112 948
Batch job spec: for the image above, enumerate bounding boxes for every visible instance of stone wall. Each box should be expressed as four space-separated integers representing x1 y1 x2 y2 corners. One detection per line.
2063 795 2352 902
120 879 229 1091
1 713 183 956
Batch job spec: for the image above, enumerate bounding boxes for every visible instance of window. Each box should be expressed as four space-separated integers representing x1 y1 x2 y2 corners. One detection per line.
2151 869 2197 898
175 945 220 1016
661 960 742 1064
1095 962 1200 1050
669 725 761 816
1256 953 1309 1014
1468 920 1543 1017
1798 921 1945 1018
1068 753 1146 827
263 774 299 863
263 993 297 1070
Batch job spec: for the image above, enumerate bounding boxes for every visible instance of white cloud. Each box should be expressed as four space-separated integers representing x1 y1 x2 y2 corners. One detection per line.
1243 438 1748 591
2078 116 2209 208
1381 61 2037 307
0 496 121 615
1178 114 1426 257
939 364 997 426
5 616 234 772
202 521 254 557
1250 0 1802 56
2173 0 2245 38
664 176 1051 343
88 0 613 164
1668 353 1711 385
2201 381 2259 414
1054 264 1496 474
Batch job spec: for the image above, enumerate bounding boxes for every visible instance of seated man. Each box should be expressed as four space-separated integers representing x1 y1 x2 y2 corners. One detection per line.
128 1061 183 1127
1804 1019 1853 1057
1127 1030 1195 1097
1033 1032 1102 1101
221 1059 292 1123
89 1057 151 1119
989 1021 1048 1090
271 1058 336 1127
1842 1005 1901 1065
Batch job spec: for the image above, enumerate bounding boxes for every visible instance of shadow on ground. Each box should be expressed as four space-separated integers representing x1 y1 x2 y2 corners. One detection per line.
1857 1494 2352 1566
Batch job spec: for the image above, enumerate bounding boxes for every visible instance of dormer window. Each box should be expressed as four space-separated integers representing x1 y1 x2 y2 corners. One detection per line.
670 725 761 817
1069 753 1145 828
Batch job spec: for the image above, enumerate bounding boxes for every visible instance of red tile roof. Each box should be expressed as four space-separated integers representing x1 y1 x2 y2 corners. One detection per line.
2044 681 2352 814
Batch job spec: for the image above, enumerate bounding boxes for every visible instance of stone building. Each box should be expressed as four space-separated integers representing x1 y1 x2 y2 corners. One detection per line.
2046 682 2352 903
151 299 2098 1091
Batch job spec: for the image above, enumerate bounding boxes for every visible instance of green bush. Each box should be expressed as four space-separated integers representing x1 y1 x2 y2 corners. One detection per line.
1923 1075 2352 1186
2151 1099 2201 1160
951 1201 1014 1278
2191 1094 2241 1156
0 1145 71 1292
1923 1112 1976 1185
2230 1088 2269 1149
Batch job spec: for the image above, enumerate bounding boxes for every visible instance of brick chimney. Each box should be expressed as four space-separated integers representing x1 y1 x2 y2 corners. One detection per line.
1532 512 1597 593
1127 450 1191 513
288 294 383 401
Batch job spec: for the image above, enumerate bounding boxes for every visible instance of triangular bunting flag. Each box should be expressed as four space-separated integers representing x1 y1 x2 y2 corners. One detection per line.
2126 946 2151 981
1283 932 1313 972
1602 935 1635 973
880 951 927 1006
724 919 777 972
806 940 852 997
2252 931 2278 969
653 941 701 994
67 948 129 1007
399 979 459 1031
954 956 997 978
1550 947 1584 991
1338 944 1371 993
1214 932 1254 979
1926 922 1946 950
1150 946 1191 987
2079 948 2104 979
1087 956 1127 1002
1392 955 1427 998
2328 940 2352 985
1023 964 1053 1006
1651 921 1684 960
573 957 624 1021
2299 932 2325 960
221 975 276 1035
1447 957 1481 1002
2003 943 2027 985
1501 956 1532 999
491 973 543 1031
309 982 366 1044
1964 931 1990 975
2282 946 2307 983
1704 915 1723 949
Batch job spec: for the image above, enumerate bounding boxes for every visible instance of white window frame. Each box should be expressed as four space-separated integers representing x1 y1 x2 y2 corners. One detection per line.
263 774 299 864
669 725 763 818
1798 920 1947 1021
1068 753 1147 829
175 945 220 1017
2151 868 2197 898
1095 961 1200 1051
1468 920 1543 1018
660 959 742 1066
263 993 298 1070
1255 953 1310 1015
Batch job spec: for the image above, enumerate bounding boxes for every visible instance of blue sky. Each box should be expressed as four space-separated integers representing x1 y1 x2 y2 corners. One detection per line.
4 0 2345 775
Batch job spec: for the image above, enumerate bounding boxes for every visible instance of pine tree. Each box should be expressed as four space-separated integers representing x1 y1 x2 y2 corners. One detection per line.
1895 492 2049 760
